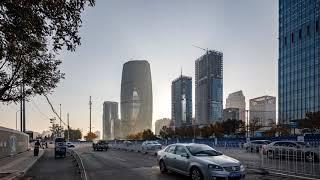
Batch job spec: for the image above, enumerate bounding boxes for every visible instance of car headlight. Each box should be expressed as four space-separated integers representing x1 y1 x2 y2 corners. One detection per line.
208 164 223 171
240 164 245 171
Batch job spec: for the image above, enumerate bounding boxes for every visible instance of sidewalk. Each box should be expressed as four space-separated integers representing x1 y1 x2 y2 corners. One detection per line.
0 149 44 180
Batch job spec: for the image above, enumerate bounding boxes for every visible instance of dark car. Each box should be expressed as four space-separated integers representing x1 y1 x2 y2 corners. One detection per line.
243 140 271 153
93 140 109 151
54 137 67 158
265 141 319 162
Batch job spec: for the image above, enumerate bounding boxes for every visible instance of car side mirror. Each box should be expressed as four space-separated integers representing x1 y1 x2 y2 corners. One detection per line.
181 153 189 158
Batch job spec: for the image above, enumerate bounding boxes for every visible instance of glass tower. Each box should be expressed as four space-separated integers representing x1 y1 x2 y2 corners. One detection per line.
195 50 223 125
171 75 192 128
278 0 320 124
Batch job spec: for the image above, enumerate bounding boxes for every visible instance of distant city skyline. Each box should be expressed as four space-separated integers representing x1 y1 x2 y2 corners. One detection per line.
0 0 278 134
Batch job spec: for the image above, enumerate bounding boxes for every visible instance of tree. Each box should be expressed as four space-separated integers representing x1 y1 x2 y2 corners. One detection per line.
84 132 97 141
222 119 243 136
298 111 320 133
159 126 174 139
64 128 82 141
0 0 95 102
212 122 224 137
49 123 64 138
142 129 157 140
249 118 262 137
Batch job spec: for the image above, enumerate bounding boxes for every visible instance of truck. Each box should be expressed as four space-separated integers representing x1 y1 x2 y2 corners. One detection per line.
92 140 109 151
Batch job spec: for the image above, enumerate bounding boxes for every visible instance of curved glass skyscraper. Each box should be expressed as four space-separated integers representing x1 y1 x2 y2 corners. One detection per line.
120 60 152 137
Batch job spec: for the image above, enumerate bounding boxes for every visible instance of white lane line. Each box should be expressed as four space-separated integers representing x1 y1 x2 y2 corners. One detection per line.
113 157 126 162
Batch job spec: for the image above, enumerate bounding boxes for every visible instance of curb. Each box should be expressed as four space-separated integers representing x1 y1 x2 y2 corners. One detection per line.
5 149 45 180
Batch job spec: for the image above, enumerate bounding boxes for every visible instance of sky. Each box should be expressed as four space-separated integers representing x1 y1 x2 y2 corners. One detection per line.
0 0 278 135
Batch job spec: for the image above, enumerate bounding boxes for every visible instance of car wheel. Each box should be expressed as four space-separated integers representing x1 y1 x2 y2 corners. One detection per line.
190 167 203 180
159 160 167 173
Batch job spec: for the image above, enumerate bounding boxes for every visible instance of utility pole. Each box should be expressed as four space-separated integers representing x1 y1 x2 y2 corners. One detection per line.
22 82 25 132
59 104 62 127
20 87 23 132
89 96 92 133
67 113 70 142
246 110 250 139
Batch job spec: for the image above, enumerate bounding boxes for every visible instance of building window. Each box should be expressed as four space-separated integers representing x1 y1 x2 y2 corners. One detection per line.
291 33 294 43
307 25 310 36
299 29 302 40
316 20 319 33
284 36 287 46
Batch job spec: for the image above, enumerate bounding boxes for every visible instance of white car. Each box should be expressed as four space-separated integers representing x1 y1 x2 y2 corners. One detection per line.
157 143 245 180
141 141 162 150
66 142 75 148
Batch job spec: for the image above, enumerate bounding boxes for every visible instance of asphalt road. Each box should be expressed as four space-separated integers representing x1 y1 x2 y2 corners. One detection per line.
75 146 298 180
22 148 81 180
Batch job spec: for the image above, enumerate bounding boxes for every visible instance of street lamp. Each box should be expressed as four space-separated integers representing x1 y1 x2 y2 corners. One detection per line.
16 110 20 130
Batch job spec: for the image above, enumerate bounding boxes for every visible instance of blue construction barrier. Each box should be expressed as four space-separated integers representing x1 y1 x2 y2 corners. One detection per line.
109 134 320 148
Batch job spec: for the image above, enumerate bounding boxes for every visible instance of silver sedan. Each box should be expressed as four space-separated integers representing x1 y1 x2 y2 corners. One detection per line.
157 143 245 180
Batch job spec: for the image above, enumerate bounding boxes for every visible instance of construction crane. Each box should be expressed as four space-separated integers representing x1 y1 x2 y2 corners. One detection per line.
192 45 207 52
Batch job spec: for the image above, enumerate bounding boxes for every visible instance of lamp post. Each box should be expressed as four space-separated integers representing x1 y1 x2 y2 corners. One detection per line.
16 110 20 130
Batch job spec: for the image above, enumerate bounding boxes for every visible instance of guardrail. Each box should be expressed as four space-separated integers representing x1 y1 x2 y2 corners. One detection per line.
109 140 320 179
69 149 87 180
259 146 320 179
109 143 160 156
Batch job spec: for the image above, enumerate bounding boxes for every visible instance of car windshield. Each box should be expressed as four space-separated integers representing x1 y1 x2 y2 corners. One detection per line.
186 145 222 156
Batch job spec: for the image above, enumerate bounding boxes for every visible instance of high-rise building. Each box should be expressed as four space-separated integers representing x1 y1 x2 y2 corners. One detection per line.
223 108 240 121
120 60 152 137
249 96 276 127
195 50 223 125
171 75 192 128
102 101 118 140
226 90 246 122
155 118 171 135
278 0 320 125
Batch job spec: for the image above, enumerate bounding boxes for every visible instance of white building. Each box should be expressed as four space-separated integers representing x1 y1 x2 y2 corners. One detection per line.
226 90 246 122
249 96 276 127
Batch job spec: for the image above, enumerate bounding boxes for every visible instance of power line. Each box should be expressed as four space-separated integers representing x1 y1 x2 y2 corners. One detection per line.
31 99 50 119
44 94 68 127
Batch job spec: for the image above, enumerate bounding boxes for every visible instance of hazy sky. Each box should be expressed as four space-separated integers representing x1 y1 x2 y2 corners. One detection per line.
0 0 278 135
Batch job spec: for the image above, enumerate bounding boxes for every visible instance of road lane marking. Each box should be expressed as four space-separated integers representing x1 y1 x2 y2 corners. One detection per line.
114 157 126 162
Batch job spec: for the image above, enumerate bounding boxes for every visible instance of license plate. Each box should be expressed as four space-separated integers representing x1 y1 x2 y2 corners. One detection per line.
229 172 241 177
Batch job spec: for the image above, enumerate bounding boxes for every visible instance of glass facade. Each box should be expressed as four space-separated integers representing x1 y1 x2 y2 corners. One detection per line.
195 50 223 124
278 0 320 124
171 75 192 127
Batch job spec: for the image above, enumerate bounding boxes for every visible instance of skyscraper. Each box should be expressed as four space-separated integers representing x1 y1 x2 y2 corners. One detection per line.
171 75 192 128
226 90 246 122
120 60 152 137
102 101 118 140
250 96 276 127
195 50 223 125
278 0 320 125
